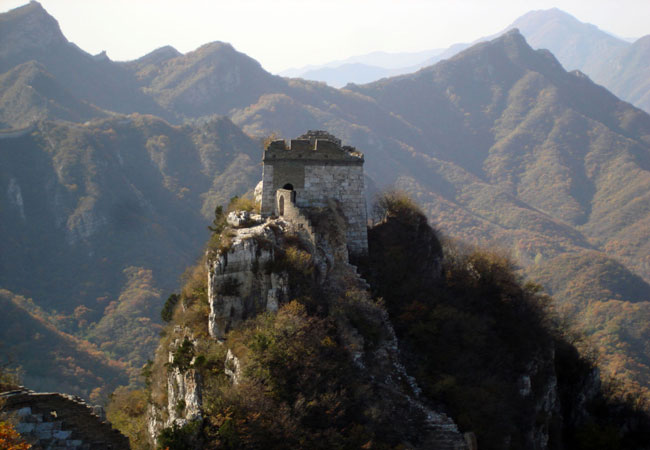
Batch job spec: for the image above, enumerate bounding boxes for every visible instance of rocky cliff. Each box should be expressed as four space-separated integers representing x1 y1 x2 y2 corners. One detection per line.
129 193 650 450
146 202 470 449
359 198 650 450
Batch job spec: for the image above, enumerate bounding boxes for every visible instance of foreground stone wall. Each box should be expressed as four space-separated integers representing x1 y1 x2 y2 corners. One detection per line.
1 388 129 449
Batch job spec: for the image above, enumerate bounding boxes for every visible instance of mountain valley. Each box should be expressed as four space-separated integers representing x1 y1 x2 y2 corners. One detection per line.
0 2 649 448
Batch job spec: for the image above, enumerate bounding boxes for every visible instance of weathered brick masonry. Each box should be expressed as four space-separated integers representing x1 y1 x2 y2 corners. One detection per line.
261 131 368 254
1 387 129 449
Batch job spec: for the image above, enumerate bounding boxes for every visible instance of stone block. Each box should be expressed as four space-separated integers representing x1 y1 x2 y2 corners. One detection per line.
53 429 73 440
16 422 35 433
17 406 32 417
36 421 56 431
290 139 311 151
35 429 53 439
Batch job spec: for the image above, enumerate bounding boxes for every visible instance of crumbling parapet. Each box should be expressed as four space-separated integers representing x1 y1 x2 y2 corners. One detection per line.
275 188 317 247
0 388 130 449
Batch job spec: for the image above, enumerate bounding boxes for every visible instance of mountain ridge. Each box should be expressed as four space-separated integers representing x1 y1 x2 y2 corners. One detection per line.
0 2 172 122
274 8 650 116
1 3 649 411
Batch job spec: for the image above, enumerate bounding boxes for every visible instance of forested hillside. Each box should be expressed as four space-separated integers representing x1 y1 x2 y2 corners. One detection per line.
0 2 648 409
112 194 650 450
0 115 260 396
0 288 127 399
508 8 650 114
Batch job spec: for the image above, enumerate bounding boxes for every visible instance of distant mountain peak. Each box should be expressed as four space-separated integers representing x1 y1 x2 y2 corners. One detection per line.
633 34 650 46
509 7 624 43
93 50 110 62
196 41 237 54
515 8 581 24
2 1 62 32
468 27 533 58
500 27 528 45
19 1 47 13
124 45 181 69
187 41 265 71
0 0 67 53
153 45 181 57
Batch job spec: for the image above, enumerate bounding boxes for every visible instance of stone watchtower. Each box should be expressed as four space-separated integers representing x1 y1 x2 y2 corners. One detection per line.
260 130 368 255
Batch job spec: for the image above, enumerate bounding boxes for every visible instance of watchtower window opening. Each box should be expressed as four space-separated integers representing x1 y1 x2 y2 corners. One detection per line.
283 183 294 190
279 195 285 216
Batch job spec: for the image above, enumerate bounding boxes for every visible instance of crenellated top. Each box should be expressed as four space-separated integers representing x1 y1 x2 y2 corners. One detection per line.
260 130 368 254
264 130 363 163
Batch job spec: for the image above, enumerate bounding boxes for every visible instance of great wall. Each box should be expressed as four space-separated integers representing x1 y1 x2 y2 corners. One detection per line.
1 387 129 449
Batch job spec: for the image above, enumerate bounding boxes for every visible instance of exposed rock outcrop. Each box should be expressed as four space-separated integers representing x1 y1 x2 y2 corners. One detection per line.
148 201 469 448
147 327 203 441
207 217 290 339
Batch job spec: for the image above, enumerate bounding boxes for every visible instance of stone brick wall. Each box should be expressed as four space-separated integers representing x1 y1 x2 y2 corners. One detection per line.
260 131 368 255
300 165 367 254
276 189 317 247
260 163 275 216
1 388 130 449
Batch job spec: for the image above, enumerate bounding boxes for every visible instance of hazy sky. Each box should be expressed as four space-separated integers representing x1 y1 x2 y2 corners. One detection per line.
1 0 648 73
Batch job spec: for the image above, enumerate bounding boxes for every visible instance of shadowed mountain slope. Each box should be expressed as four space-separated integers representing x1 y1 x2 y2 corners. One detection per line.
0 115 260 313
501 9 650 115
0 288 128 399
0 115 261 395
591 34 650 114
125 41 288 118
1 3 649 407
0 2 170 121
231 30 650 283
229 30 650 402
0 61 107 128
509 8 629 74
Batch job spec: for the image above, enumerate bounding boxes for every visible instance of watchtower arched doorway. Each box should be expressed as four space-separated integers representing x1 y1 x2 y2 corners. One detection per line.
279 195 285 216
283 183 294 190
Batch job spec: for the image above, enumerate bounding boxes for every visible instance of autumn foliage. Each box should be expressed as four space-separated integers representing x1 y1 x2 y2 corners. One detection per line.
0 422 31 450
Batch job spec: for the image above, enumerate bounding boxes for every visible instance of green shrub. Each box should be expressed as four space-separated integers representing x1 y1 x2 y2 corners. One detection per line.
227 195 259 214
180 264 209 307
207 229 236 255
161 293 180 322
333 290 386 351
141 360 153 388
372 189 423 223
106 387 150 450
198 301 377 448
157 420 202 450
175 399 186 416
208 206 227 235
170 338 195 373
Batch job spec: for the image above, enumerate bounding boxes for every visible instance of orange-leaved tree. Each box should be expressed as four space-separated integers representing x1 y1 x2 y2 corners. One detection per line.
0 421 32 450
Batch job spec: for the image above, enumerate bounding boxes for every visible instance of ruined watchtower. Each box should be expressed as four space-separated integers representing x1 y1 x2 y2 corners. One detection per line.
260 130 368 255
